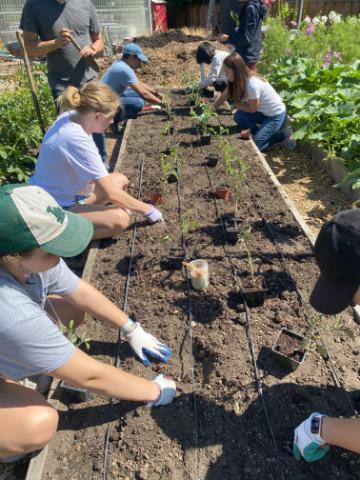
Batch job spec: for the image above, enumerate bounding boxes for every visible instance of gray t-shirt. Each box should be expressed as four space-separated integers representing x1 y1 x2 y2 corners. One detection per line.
20 0 100 92
0 259 78 380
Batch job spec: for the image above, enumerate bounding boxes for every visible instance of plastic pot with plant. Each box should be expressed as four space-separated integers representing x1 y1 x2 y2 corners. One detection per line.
160 144 183 187
215 184 231 200
59 320 91 402
190 103 218 137
271 328 309 371
149 190 163 205
162 121 176 136
160 238 184 270
236 224 267 307
206 153 220 167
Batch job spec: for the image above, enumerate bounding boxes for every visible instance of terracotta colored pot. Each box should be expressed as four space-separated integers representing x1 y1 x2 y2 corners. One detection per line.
215 185 231 200
150 191 163 205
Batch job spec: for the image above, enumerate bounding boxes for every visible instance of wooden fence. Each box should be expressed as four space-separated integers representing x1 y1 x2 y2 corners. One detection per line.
168 0 360 29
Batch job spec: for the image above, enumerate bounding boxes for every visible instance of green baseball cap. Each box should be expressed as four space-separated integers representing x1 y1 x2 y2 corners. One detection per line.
0 184 94 257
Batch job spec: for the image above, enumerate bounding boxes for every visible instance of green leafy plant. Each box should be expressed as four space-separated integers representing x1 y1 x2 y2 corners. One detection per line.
236 223 254 278
160 144 182 189
222 140 248 216
0 64 56 184
230 10 240 28
162 85 174 120
162 121 175 136
180 209 201 236
60 320 91 351
160 234 174 243
190 103 218 135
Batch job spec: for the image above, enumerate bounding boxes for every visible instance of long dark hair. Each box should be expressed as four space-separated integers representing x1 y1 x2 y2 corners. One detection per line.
223 53 266 102
196 42 216 64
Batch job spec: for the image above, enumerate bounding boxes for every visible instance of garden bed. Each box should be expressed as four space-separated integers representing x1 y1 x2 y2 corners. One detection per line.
41 94 360 480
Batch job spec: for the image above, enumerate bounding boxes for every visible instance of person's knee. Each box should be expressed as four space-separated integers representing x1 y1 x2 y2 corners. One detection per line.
108 209 131 233
109 172 129 189
13 406 58 453
234 110 245 125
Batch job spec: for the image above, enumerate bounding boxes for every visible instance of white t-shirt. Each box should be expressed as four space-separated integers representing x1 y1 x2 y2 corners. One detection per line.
29 111 108 207
245 76 285 116
199 50 229 89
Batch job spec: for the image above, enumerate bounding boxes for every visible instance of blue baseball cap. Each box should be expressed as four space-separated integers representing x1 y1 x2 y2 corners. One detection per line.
123 43 148 63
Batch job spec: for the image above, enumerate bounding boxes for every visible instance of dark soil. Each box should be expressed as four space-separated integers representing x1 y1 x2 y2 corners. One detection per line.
274 330 307 361
41 93 360 480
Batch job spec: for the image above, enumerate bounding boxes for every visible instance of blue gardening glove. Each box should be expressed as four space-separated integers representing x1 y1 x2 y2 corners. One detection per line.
126 322 172 366
293 413 330 462
148 374 176 407
144 206 164 224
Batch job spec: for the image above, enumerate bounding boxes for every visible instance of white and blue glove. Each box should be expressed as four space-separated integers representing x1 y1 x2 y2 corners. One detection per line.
293 412 330 462
124 320 172 366
149 374 176 407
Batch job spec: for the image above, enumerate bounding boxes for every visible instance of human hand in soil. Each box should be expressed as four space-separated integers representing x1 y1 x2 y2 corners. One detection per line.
149 374 176 406
240 129 251 140
144 205 164 223
126 322 173 366
293 413 330 462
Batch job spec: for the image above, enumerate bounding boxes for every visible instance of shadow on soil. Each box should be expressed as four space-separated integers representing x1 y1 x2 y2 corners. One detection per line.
151 384 360 480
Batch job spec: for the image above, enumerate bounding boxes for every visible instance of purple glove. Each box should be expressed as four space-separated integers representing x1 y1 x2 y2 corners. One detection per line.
144 206 164 223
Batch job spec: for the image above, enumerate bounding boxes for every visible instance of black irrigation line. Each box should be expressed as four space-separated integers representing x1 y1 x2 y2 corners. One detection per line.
176 156 200 480
204 161 279 455
250 193 359 417
102 156 145 480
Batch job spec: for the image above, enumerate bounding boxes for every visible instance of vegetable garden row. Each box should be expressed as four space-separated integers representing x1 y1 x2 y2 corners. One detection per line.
41 92 360 480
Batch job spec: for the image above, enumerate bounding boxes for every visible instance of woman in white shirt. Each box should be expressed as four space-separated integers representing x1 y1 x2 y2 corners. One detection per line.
214 52 295 151
196 42 229 94
29 82 163 240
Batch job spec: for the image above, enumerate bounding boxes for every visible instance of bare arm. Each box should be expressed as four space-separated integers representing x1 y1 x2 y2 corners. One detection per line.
213 87 229 110
322 417 360 454
49 349 159 401
62 278 134 331
235 98 259 113
131 81 163 106
23 29 71 57
94 175 151 214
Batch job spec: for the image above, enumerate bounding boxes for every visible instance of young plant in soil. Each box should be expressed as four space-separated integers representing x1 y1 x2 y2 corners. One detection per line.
223 140 248 220
180 209 201 237
162 85 174 121
160 144 183 188
59 320 91 401
236 224 267 307
190 103 218 136
162 121 175 136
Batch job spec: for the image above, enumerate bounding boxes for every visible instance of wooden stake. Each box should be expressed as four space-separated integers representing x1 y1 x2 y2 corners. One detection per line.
67 34 100 73
16 31 46 135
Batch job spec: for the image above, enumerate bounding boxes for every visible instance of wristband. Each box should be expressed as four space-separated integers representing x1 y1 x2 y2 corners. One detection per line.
120 317 135 336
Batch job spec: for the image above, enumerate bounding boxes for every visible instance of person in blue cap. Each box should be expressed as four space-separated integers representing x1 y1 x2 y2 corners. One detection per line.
102 43 164 123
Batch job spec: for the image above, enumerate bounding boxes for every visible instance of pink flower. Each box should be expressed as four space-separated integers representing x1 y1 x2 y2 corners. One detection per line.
306 23 315 35
323 49 332 68
304 15 311 24
333 51 342 62
290 20 297 29
285 48 292 56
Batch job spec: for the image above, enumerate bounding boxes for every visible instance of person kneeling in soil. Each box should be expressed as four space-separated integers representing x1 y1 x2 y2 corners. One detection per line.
213 52 296 152
0 184 175 464
294 209 360 462
196 41 230 96
29 82 163 240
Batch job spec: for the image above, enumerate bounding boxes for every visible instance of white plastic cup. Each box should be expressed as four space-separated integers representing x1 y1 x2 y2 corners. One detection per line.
189 260 209 291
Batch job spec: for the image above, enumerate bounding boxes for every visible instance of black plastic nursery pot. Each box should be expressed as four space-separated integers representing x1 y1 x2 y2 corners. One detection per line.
223 216 241 244
167 172 178 184
160 249 184 271
60 380 90 402
241 275 268 308
206 154 219 167
168 125 176 135
271 328 308 371
200 134 211 146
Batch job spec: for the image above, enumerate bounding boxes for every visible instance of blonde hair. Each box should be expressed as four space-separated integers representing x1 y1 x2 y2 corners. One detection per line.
58 82 120 117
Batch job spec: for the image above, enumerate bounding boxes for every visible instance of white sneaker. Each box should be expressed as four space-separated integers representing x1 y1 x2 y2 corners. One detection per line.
282 126 296 150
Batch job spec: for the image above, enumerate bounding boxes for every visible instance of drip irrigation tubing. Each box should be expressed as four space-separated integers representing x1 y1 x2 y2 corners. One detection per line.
250 193 358 417
176 156 200 480
103 156 145 480
204 161 279 454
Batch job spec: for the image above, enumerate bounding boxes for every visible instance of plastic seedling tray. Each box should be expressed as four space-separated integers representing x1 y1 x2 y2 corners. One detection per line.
199 134 211 146
60 380 90 402
271 328 308 371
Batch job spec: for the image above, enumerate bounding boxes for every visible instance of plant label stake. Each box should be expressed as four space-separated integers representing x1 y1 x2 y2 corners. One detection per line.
16 31 46 135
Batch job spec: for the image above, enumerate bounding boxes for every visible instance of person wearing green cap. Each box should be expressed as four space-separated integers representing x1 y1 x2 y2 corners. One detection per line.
0 184 175 463
293 209 360 462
